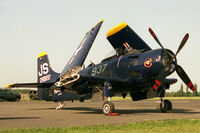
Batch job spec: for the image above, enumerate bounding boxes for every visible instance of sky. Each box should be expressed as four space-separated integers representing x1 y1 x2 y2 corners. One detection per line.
0 0 199 92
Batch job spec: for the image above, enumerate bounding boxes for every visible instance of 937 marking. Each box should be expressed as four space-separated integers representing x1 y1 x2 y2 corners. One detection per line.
92 64 108 76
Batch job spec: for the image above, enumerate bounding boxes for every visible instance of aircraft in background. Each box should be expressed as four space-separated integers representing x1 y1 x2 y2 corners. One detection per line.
6 20 195 114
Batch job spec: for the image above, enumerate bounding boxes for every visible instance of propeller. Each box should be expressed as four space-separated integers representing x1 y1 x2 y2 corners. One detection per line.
148 28 172 57
176 65 195 91
149 28 195 92
174 33 189 57
148 28 164 49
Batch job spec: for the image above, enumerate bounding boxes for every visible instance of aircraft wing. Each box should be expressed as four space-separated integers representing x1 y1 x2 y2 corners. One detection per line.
6 83 54 88
59 20 103 78
106 23 151 52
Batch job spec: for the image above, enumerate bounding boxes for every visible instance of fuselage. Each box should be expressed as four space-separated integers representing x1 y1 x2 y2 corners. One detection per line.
79 48 176 93
51 48 176 101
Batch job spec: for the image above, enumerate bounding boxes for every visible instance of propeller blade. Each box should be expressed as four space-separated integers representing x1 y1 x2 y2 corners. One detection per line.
176 65 195 91
148 28 171 56
148 28 165 49
153 65 171 90
175 33 189 57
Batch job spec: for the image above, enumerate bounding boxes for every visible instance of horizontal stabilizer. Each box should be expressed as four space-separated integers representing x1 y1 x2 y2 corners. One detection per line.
6 82 54 88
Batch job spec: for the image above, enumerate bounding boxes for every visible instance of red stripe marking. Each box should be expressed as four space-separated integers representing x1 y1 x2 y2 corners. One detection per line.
155 80 161 86
184 34 189 42
191 87 195 91
187 82 193 88
152 33 156 38
123 42 132 51
123 43 129 48
148 28 156 38
149 28 152 32
153 84 158 90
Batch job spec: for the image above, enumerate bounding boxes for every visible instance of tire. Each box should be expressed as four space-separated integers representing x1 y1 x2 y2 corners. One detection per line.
160 100 172 113
29 95 34 100
15 97 21 102
102 101 115 115
79 98 84 102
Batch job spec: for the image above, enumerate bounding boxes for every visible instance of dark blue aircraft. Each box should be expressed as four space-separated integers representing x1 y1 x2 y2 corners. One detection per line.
7 20 195 114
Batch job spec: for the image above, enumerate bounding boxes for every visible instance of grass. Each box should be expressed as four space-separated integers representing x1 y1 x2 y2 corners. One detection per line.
1 119 200 133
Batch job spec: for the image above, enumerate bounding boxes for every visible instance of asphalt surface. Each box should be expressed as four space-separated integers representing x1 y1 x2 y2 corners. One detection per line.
0 99 200 129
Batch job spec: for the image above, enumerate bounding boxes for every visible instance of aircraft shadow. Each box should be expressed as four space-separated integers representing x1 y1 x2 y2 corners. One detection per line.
29 107 200 115
0 117 40 120
63 107 102 114
60 107 200 115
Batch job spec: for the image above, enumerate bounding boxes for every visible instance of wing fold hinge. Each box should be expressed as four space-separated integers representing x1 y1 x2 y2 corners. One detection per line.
55 66 81 87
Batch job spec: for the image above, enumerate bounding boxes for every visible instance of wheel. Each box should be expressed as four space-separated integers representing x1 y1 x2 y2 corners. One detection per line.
102 101 115 115
160 99 172 113
79 98 84 102
15 97 21 102
29 95 34 100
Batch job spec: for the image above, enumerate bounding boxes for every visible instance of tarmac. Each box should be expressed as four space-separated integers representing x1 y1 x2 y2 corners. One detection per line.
0 99 200 129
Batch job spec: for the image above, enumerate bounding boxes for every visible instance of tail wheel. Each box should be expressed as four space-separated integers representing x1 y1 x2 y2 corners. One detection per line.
160 99 172 113
15 97 21 102
79 98 84 102
30 95 34 100
102 101 115 115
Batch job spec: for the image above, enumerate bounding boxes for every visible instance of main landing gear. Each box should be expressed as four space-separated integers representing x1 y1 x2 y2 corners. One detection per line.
102 97 115 115
160 98 172 113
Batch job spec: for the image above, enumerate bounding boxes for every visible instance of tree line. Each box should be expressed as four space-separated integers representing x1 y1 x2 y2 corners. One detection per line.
166 83 199 97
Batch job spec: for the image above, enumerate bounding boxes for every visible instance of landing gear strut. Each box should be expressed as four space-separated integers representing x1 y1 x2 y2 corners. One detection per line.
102 81 115 115
56 101 65 110
160 98 172 113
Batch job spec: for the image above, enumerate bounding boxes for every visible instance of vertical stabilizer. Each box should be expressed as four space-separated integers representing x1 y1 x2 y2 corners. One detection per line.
37 52 60 100
37 52 60 83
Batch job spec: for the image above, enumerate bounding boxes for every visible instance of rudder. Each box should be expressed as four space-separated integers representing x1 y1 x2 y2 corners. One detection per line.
37 52 60 100
37 52 59 83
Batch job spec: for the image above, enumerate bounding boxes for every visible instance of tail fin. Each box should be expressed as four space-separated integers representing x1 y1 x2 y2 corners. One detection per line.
37 52 60 100
37 52 60 83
